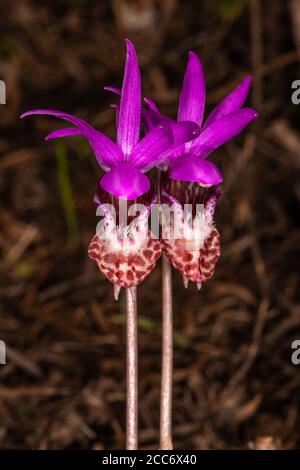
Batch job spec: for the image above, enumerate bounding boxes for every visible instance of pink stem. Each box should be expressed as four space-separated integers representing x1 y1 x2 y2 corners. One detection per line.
125 286 138 450
160 255 173 450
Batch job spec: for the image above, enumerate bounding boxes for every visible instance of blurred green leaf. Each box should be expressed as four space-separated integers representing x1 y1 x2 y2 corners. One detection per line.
77 140 90 162
14 260 35 278
216 0 245 20
114 312 188 347
0 38 16 57
138 316 158 334
173 331 189 349
14 402 28 419
114 313 158 334
55 142 79 243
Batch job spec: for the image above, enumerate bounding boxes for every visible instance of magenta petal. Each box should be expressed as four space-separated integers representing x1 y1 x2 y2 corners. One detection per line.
117 39 141 157
144 97 160 113
129 123 174 171
204 76 252 128
142 97 168 132
21 109 95 130
104 86 121 96
169 156 223 185
170 121 200 146
88 130 124 170
106 91 163 133
159 121 201 165
141 108 156 133
141 105 166 132
177 52 206 127
21 109 123 169
105 87 121 127
191 108 258 158
45 127 82 140
100 164 150 200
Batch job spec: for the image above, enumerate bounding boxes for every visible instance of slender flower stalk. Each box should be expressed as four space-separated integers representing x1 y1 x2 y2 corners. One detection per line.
125 287 138 450
157 166 174 449
160 255 173 450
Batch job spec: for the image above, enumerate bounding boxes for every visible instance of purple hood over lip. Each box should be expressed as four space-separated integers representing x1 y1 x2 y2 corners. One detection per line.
100 163 150 200
169 156 224 186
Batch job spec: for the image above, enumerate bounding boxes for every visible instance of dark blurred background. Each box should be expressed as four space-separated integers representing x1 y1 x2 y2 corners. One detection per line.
0 0 300 450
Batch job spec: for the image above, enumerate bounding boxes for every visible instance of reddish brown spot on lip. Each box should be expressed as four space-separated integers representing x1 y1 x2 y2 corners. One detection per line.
144 250 153 260
88 250 99 259
103 253 117 264
135 270 145 278
127 270 134 280
88 243 99 251
130 255 146 267
183 252 193 262
184 263 193 273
